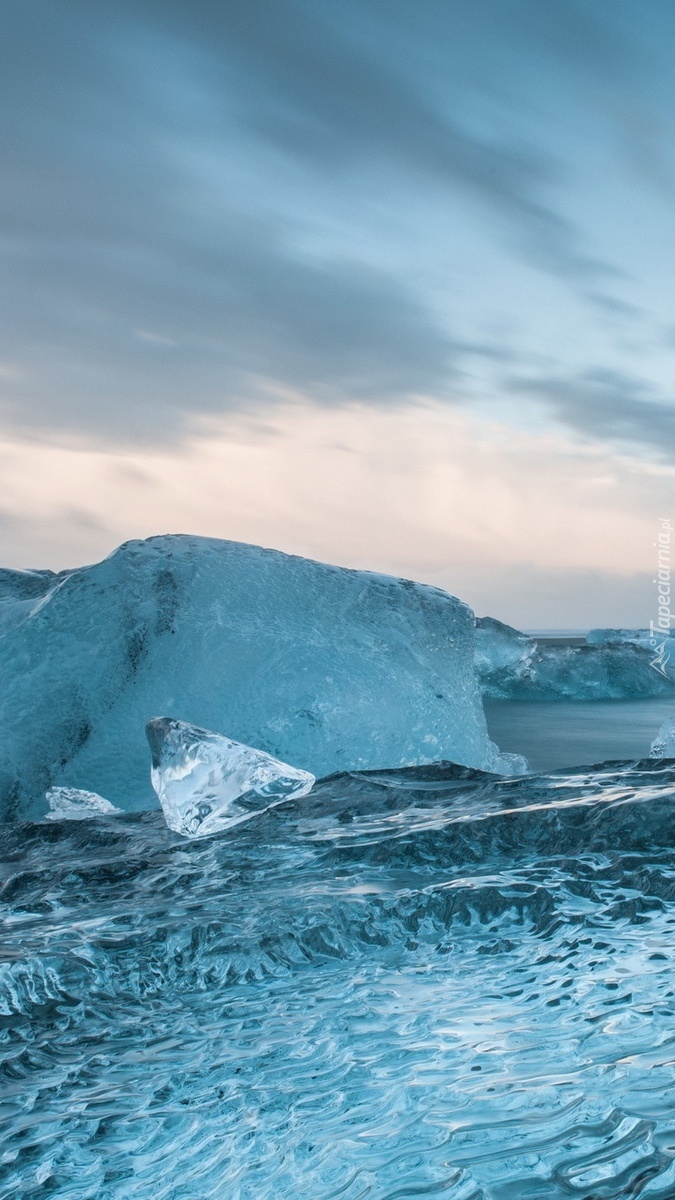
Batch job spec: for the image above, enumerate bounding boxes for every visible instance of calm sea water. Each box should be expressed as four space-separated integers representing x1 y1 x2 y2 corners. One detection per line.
484 697 675 772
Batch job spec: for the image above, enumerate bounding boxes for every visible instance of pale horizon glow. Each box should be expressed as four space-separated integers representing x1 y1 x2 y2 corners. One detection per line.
2 400 669 628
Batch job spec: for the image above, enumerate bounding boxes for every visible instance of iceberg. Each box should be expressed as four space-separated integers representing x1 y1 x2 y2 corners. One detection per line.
147 717 315 838
586 627 673 651
45 786 122 821
494 750 529 775
650 716 675 758
587 628 675 684
476 617 675 700
0 536 510 821
474 616 536 679
586 627 652 646
0 567 57 637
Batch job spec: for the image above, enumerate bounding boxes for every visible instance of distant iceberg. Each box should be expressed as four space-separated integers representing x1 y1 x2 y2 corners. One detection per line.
0 536 512 820
475 617 675 700
147 717 315 838
650 716 675 759
45 787 122 821
586 628 674 653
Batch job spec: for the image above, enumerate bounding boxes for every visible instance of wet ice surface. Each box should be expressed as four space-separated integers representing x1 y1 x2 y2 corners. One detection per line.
3 758 675 1199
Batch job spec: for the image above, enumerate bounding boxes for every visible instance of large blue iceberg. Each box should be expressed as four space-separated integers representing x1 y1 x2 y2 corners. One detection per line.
0 536 515 820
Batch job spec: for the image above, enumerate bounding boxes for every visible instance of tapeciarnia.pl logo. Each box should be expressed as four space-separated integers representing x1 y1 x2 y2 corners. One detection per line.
650 517 672 679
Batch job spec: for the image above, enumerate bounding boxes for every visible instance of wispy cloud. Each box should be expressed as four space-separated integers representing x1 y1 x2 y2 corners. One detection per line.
0 209 459 441
132 0 626 282
0 0 650 446
509 367 675 460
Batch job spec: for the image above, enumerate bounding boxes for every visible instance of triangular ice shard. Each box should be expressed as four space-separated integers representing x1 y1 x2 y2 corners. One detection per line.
45 787 122 821
146 717 315 838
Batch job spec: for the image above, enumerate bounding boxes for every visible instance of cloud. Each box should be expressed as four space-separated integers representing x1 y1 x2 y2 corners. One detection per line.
508 367 675 460
0 506 115 571
0 208 459 442
468 0 646 77
132 0 622 281
0 2 461 443
0 0 640 447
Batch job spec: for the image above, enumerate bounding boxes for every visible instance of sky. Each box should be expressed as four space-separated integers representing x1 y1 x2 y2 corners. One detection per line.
1 0 674 627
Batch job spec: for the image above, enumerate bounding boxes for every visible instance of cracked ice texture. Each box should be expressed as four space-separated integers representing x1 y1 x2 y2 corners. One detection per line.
147 718 315 838
0 536 507 820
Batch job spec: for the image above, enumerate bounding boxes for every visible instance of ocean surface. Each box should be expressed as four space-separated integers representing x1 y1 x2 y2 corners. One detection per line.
3 746 675 1199
485 697 675 772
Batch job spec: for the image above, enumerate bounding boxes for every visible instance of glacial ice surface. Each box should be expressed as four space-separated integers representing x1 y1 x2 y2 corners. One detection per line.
45 786 122 821
476 616 675 699
650 715 675 758
147 717 315 838
0 536 509 820
5 759 675 1198
587 627 674 651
